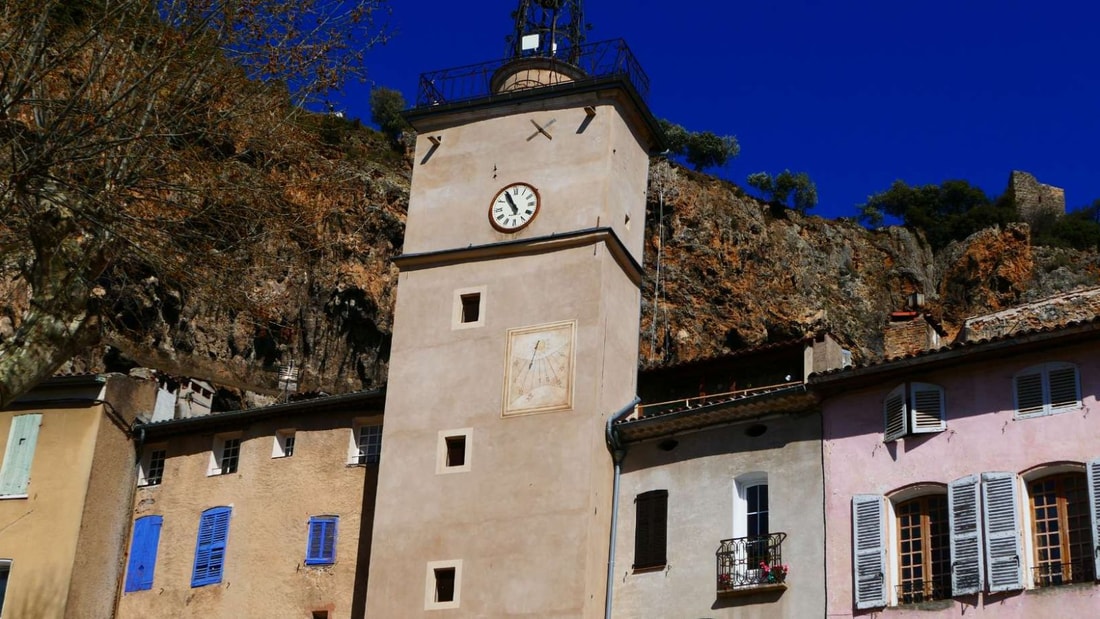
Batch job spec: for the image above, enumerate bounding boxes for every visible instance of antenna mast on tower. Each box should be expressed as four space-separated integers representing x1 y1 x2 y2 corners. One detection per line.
507 0 586 64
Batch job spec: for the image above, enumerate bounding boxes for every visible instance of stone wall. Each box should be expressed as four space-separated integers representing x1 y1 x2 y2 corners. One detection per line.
883 313 938 358
1007 170 1065 225
962 285 1100 341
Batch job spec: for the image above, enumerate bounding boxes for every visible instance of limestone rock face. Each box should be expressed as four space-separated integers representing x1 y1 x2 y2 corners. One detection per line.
59 157 1100 394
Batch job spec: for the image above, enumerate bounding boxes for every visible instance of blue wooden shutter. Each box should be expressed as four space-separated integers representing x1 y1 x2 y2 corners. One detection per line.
125 515 163 592
1087 458 1100 581
948 475 983 595
0 414 42 496
852 494 886 609
306 516 339 565
981 472 1023 592
192 507 231 587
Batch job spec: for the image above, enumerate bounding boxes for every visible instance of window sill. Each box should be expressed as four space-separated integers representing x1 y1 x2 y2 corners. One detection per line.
0 494 27 501
717 582 786 597
631 564 666 574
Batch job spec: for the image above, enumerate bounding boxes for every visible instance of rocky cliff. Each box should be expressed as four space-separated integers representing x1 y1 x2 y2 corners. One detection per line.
56 128 1100 401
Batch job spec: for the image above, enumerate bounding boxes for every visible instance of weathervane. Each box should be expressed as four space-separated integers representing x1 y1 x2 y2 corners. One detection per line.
507 0 586 63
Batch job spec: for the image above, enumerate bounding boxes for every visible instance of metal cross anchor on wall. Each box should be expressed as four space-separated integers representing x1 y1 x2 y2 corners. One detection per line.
527 118 556 141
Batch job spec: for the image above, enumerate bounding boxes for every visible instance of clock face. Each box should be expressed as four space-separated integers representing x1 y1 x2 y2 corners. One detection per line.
489 182 540 232
502 320 576 416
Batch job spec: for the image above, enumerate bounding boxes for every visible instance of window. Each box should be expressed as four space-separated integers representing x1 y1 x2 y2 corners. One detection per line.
0 413 42 497
460 294 480 323
895 495 950 603
273 430 295 458
436 428 472 474
452 286 486 329
351 424 382 465
138 447 166 487
884 382 945 441
1027 472 1095 586
306 516 338 565
424 560 462 610
192 506 231 587
853 472 1036 609
633 489 668 570
124 515 163 592
0 560 12 615
208 435 241 476
1014 362 1081 418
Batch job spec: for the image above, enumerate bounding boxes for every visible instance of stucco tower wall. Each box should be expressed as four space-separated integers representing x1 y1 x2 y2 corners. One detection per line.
367 83 651 617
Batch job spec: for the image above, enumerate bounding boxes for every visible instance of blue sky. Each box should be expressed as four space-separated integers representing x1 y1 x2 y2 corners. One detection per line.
343 1 1099 220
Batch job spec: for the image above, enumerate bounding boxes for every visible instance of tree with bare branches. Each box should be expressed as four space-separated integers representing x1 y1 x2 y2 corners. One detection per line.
0 0 390 406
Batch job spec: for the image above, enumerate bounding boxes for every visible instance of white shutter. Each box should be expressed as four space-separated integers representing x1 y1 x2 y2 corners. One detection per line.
948 475 983 595
1014 371 1045 417
883 384 907 441
0 414 42 496
852 495 887 609
910 382 946 433
981 472 1023 592
1047 364 1080 411
1087 458 1100 582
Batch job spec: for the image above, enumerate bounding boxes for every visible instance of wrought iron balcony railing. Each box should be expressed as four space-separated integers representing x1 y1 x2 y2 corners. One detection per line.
415 39 649 108
1032 559 1095 587
716 533 787 592
895 577 951 604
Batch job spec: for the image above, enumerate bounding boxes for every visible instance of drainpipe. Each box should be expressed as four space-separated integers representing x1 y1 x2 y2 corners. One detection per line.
604 396 640 619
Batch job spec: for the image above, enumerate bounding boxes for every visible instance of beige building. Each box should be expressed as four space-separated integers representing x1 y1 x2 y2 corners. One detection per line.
0 373 156 619
364 40 663 617
116 389 385 619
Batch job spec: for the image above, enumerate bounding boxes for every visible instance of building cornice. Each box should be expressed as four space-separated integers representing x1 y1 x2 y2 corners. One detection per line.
394 226 645 287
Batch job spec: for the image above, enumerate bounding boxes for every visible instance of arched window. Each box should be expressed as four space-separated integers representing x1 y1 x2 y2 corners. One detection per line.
1027 471 1094 585
894 495 950 603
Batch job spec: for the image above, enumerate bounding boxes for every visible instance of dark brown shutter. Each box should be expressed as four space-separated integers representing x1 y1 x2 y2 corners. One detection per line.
633 489 669 569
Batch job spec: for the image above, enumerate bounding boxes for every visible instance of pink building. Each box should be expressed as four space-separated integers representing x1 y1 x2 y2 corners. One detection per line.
815 318 1100 616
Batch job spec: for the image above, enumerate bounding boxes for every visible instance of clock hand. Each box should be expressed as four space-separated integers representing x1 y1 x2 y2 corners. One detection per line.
528 340 542 369
504 191 519 214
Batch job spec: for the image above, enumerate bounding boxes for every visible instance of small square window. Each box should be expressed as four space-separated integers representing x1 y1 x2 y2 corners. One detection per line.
208 434 241 476
452 286 486 330
350 423 382 465
436 428 472 474
460 294 480 323
312 612 329 619
424 560 462 610
434 568 455 602
273 430 296 458
138 447 167 487
446 437 465 467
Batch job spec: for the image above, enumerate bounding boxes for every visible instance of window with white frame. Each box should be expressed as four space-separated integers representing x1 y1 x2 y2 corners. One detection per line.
1014 362 1081 418
349 423 382 465
272 430 296 458
208 434 241 476
424 559 462 610
436 428 472 474
138 446 167 487
883 382 945 442
852 461 1100 610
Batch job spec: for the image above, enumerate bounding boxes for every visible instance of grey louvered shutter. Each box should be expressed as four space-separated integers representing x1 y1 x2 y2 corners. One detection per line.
883 384 907 442
852 495 886 609
1088 458 1100 581
948 475 983 595
0 414 42 496
1014 371 1044 417
910 382 946 433
981 472 1023 592
1047 364 1080 412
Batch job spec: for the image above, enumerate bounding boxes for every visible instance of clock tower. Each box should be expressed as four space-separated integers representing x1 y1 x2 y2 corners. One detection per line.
365 4 662 615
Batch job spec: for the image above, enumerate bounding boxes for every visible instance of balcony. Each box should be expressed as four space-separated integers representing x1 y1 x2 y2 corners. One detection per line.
716 533 788 596
414 39 649 108
1032 559 1096 588
895 577 951 604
